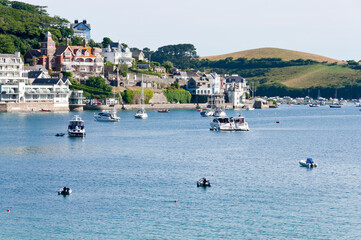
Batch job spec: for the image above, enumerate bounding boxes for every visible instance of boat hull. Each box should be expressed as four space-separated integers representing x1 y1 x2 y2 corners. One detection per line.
68 131 85 137
299 160 318 168
94 117 120 122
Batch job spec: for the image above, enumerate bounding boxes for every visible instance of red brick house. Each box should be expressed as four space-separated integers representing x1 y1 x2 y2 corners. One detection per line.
25 32 104 79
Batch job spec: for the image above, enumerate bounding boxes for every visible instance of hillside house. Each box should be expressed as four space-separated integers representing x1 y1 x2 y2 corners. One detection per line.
71 20 91 41
24 32 104 80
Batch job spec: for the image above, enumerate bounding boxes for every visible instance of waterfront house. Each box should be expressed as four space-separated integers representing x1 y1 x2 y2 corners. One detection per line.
187 73 221 95
0 54 84 112
0 52 28 85
71 20 91 41
102 41 133 67
225 75 249 108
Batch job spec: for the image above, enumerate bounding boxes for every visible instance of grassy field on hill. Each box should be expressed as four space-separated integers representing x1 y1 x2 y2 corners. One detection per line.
247 64 361 88
201 48 343 64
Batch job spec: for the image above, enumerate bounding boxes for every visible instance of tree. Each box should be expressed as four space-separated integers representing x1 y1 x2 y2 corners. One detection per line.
0 34 16 54
142 47 154 59
102 37 112 48
86 76 112 92
88 39 102 48
151 44 198 69
163 61 173 72
71 36 84 46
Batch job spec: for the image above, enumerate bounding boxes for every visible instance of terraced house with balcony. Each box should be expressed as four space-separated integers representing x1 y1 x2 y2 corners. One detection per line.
0 52 84 112
24 32 104 80
0 52 28 85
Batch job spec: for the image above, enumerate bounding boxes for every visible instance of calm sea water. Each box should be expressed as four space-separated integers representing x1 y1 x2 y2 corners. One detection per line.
1 104 361 239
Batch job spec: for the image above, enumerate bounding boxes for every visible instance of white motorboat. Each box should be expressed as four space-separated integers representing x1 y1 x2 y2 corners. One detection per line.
135 75 148 119
197 177 211 187
134 107 148 119
210 115 249 131
355 102 361 107
330 104 342 108
200 109 214 117
309 103 320 107
68 115 85 137
94 110 120 122
299 158 318 168
246 107 255 111
213 108 227 117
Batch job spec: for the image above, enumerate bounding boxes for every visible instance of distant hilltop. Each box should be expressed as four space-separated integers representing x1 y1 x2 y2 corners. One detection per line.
200 47 343 64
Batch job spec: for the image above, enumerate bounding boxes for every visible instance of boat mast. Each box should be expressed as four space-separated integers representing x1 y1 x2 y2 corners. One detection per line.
141 74 144 108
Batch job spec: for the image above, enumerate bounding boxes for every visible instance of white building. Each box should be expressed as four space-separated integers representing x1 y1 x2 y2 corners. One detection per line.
187 73 221 95
0 52 28 84
225 75 248 107
102 41 133 67
0 78 71 107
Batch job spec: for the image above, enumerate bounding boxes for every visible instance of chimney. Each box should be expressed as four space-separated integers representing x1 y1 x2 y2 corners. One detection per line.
83 19 87 24
14 52 20 58
83 39 87 47
66 38 69 46
74 19 78 24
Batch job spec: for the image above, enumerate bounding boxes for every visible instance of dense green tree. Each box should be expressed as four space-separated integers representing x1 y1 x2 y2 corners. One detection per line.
151 44 198 69
0 34 16 53
162 61 173 71
88 39 102 48
142 47 153 59
102 37 112 48
71 36 84 46
0 1 73 54
86 76 112 92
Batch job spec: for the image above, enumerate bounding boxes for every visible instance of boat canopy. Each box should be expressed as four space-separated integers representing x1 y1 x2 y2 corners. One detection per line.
306 158 314 163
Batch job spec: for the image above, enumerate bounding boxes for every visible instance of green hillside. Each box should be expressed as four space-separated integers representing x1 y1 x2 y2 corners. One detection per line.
247 64 361 88
201 47 343 64
0 0 73 54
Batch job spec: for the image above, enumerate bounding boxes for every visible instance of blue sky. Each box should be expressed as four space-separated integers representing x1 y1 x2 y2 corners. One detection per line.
24 0 361 60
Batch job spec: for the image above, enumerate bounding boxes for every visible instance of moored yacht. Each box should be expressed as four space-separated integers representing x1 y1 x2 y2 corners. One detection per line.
210 115 249 131
135 107 148 119
135 75 148 119
309 102 320 107
68 115 85 137
213 108 227 117
200 109 215 117
94 110 120 122
330 103 342 108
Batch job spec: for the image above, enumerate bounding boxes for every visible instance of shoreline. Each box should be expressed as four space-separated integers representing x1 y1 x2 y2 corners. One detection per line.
84 103 208 111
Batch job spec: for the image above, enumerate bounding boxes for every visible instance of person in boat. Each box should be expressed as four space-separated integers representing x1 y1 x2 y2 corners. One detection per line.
203 177 207 185
62 187 67 194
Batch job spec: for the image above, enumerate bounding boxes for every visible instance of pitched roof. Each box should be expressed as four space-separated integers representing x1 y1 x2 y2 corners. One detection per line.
226 76 245 83
132 50 144 58
71 22 91 30
28 71 44 79
55 46 69 55
32 78 64 85
70 46 96 58
26 49 41 57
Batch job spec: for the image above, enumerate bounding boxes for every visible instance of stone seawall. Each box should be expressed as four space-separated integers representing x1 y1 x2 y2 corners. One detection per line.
84 103 208 111
0 103 69 112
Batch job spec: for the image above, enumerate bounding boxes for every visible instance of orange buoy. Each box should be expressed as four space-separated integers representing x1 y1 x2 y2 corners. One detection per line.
276 121 280 123
174 200 177 203
7 209 10 212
